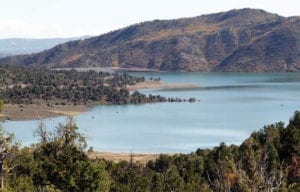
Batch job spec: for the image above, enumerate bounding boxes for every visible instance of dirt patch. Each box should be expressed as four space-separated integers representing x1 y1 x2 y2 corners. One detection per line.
0 104 89 121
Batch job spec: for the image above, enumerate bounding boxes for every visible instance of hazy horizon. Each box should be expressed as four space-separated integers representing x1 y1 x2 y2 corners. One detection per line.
0 35 90 40
1 0 299 38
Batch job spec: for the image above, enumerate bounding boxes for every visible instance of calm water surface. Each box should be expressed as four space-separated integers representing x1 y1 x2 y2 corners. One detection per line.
3 72 300 153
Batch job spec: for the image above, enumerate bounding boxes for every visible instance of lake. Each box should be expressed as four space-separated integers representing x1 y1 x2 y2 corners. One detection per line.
2 72 300 153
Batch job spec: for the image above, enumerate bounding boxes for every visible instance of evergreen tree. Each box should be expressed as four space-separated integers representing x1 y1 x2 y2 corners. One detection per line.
0 100 3 112
33 117 110 192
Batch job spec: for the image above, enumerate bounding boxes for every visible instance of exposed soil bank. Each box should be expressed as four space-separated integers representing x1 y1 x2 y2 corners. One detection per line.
0 104 88 121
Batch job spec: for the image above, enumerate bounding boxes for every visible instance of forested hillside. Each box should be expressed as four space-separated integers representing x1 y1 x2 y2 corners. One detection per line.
1 9 300 72
0 111 299 191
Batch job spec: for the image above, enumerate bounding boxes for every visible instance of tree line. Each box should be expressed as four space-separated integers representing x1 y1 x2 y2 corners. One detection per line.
0 64 195 106
0 111 299 191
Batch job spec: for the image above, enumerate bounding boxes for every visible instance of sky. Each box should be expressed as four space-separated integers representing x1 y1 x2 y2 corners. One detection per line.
0 0 298 38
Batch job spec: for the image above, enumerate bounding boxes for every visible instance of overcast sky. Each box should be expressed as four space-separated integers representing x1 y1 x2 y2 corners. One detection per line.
0 0 298 38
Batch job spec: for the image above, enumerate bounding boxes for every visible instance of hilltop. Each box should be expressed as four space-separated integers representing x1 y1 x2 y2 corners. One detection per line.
1 9 300 72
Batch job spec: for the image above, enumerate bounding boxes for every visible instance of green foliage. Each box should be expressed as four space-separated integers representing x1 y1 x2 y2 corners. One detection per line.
280 111 300 160
0 64 189 105
1 112 300 191
0 127 19 191
6 147 36 192
32 117 109 191
0 100 3 112
0 64 146 105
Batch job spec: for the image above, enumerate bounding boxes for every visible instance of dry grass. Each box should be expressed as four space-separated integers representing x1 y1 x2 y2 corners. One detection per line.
48 110 83 116
134 23 219 42
61 54 83 65
88 151 167 164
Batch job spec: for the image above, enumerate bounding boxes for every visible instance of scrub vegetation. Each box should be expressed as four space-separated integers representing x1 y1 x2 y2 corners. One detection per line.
0 111 299 191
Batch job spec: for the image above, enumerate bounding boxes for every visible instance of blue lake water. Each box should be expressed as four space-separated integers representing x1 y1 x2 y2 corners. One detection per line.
2 72 300 153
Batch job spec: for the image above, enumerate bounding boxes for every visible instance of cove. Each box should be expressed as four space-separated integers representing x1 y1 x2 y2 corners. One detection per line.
3 72 300 153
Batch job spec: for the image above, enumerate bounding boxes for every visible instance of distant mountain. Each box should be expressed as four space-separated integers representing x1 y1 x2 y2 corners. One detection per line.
0 36 90 57
1 9 300 72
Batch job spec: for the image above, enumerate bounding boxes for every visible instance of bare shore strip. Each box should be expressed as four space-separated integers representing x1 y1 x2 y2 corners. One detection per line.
126 80 199 91
0 81 198 121
0 104 89 121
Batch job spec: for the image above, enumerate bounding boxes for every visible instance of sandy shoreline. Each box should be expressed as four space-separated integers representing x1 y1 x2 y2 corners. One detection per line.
0 104 89 121
127 80 198 91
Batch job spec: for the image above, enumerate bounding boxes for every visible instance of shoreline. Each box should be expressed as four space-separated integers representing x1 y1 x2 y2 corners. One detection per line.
0 104 89 121
126 80 199 91
1 81 199 121
54 67 163 73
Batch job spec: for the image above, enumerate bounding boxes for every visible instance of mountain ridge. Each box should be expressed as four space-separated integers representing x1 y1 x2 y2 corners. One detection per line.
1 8 299 72
0 36 90 58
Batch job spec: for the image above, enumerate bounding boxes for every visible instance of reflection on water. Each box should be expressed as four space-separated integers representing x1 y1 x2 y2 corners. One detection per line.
158 84 263 92
3 72 300 153
257 76 300 83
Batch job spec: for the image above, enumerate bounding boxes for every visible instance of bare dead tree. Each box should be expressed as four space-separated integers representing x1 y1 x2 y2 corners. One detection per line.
259 158 285 192
238 150 285 192
206 166 231 192
34 120 49 143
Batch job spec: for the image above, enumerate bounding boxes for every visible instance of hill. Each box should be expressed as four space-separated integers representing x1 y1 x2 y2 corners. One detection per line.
0 36 89 57
1 9 300 72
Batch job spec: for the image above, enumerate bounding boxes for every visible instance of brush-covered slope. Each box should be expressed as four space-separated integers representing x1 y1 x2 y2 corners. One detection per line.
1 9 299 72
216 17 300 72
